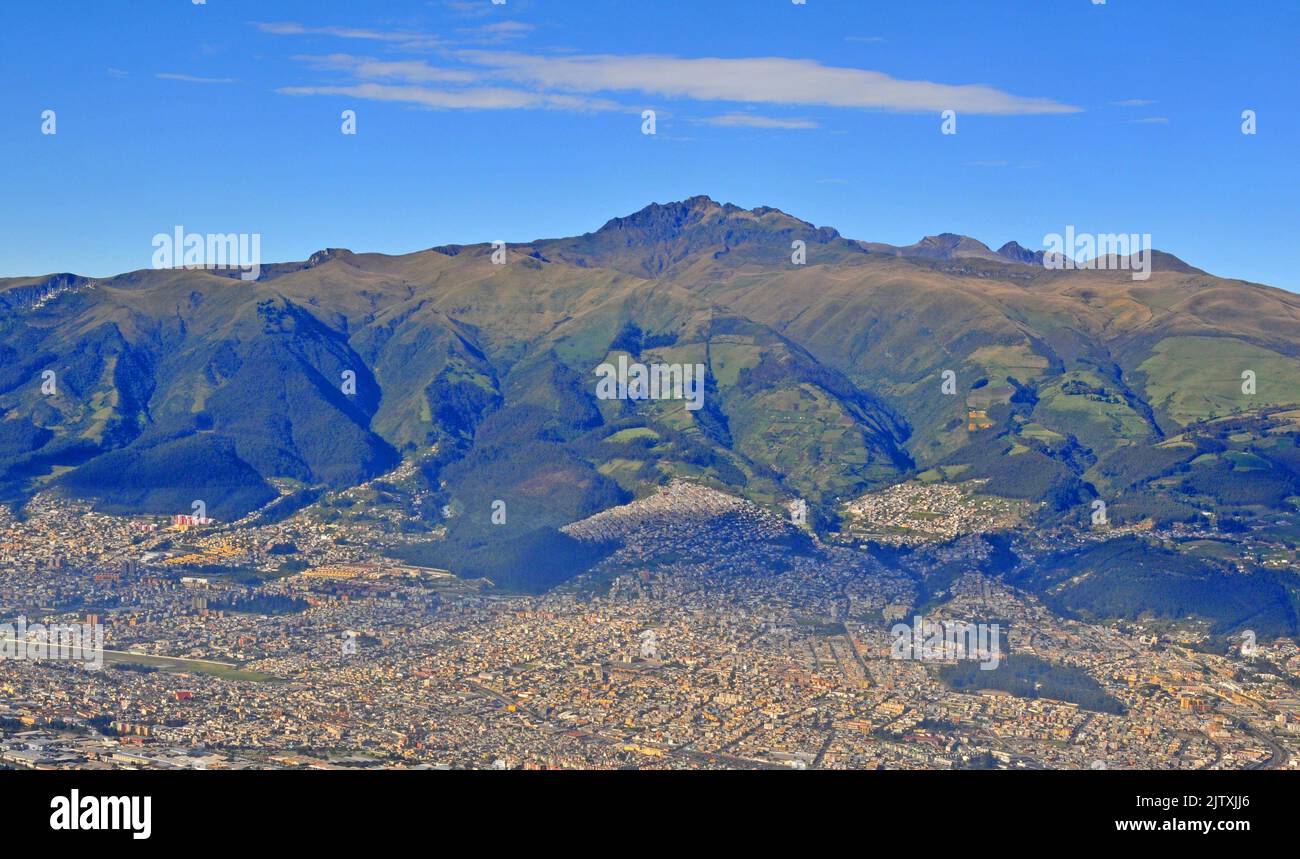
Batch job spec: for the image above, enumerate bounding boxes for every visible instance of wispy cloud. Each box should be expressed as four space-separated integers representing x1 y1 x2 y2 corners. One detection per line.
456 52 1081 115
1113 98 1156 107
261 23 1079 120
279 52 613 111
253 21 441 51
699 113 818 129
277 83 617 112
457 21 536 44
1129 116 1170 124
440 0 506 19
294 54 476 84
156 72 237 84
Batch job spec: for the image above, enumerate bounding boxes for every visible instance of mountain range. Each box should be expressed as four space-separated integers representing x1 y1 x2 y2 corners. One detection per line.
4 195 1300 582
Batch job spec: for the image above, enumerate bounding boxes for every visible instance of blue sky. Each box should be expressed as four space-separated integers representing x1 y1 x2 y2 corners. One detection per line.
4 0 1298 288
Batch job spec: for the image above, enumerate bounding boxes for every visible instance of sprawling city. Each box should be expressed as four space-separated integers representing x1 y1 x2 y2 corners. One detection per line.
4 475 1298 771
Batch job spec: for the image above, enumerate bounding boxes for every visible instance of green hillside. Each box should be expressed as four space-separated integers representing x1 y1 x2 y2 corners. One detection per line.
4 196 1300 551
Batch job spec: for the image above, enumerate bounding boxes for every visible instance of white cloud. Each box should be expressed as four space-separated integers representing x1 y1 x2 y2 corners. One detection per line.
293 54 477 84
440 0 498 19
253 21 441 51
458 51 1080 115
276 83 618 112
458 21 536 44
279 53 615 111
156 73 237 84
700 113 818 129
263 25 1079 120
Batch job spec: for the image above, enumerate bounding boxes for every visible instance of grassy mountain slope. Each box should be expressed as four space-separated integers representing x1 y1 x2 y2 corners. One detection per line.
4 196 1300 552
